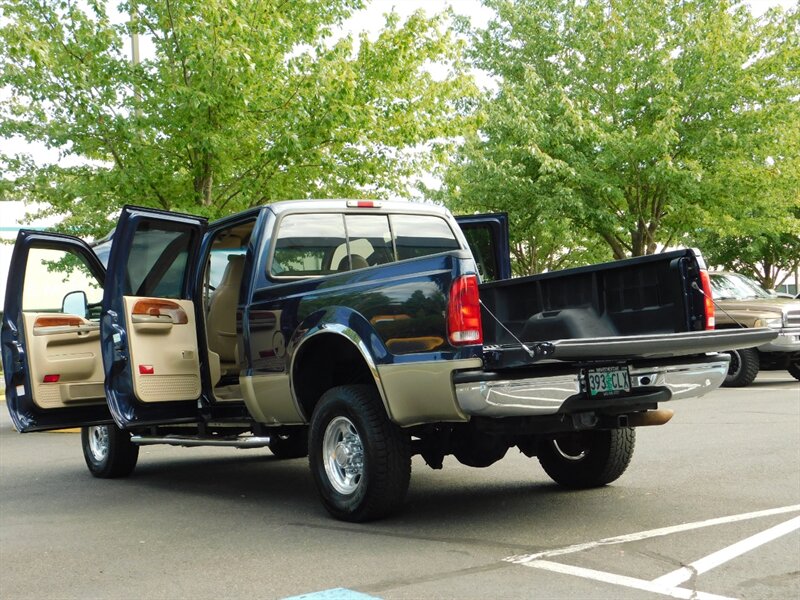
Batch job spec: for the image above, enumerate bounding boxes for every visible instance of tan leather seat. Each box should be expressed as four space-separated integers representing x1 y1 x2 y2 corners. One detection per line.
337 254 369 271
207 255 245 375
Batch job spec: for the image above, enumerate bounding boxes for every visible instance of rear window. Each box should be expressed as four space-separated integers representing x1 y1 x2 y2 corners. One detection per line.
271 214 346 277
391 214 460 260
269 212 460 278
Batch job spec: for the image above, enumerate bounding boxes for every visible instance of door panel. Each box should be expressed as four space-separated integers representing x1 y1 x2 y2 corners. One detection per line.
101 206 208 427
1 231 112 432
23 313 104 408
124 297 201 402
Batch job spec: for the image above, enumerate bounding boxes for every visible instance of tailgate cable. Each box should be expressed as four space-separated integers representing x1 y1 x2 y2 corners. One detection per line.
690 281 747 328
479 299 540 359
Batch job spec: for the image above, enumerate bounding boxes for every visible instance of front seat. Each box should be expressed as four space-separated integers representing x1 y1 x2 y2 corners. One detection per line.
206 254 245 376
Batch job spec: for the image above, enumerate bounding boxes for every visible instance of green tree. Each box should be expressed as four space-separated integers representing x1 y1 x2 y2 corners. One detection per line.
0 0 477 237
696 231 800 290
690 99 800 289
441 0 799 269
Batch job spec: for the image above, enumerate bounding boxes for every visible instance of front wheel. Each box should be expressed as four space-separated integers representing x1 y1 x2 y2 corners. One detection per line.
309 385 411 522
722 347 759 387
538 428 635 489
81 424 139 478
788 358 800 381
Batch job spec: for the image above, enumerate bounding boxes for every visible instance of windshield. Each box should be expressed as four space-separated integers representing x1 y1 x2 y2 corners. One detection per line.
709 273 773 300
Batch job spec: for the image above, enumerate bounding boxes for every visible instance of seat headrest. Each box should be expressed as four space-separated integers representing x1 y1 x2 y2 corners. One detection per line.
219 254 246 286
337 254 369 271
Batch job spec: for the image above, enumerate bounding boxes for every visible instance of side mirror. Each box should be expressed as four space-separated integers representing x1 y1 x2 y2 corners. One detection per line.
62 290 88 318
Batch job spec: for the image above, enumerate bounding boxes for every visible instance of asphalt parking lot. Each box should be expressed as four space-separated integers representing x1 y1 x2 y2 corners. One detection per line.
1 371 798 600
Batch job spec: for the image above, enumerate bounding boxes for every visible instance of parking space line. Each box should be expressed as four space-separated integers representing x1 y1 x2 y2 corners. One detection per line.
650 515 800 588
717 388 798 391
504 504 800 564
505 506 800 600
523 559 735 600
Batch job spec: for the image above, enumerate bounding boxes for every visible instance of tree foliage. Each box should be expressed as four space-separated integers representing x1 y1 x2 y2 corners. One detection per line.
0 0 477 237
440 0 799 271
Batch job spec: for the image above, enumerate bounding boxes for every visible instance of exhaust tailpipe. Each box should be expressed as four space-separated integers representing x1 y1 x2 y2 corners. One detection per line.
627 409 674 428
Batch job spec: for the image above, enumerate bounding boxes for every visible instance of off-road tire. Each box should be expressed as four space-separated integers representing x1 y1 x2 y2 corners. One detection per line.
268 430 309 459
788 358 800 381
538 428 635 489
309 385 411 522
81 424 139 478
722 347 760 387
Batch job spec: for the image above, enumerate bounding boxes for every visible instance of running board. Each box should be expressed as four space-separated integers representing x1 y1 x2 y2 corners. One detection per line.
130 435 271 449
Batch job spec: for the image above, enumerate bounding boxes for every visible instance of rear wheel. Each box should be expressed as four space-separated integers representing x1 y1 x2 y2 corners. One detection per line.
81 424 139 478
538 428 635 489
722 347 760 387
309 385 410 522
788 358 800 381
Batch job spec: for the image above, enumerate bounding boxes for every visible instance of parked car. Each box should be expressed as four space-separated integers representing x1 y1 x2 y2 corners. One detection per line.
708 271 800 386
1 202 775 521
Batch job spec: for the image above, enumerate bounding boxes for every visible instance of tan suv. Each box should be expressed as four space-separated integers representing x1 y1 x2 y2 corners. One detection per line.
709 272 800 386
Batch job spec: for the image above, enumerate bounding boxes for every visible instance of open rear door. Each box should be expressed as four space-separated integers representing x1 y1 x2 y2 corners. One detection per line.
2 231 112 432
456 213 512 281
101 206 208 428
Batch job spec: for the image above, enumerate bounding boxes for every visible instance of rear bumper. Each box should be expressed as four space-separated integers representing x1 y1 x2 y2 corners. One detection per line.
453 355 730 418
759 327 800 352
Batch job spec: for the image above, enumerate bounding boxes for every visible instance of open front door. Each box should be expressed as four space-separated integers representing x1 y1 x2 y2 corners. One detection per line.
101 206 208 428
456 213 512 282
2 231 112 432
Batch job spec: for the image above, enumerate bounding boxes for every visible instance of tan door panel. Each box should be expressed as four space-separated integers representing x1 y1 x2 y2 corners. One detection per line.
23 313 106 409
124 296 201 403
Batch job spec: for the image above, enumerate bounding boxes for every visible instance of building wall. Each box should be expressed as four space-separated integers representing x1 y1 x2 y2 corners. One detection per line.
1 201 61 312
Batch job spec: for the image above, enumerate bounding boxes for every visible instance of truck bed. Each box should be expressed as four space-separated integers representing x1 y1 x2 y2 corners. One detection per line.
478 249 777 369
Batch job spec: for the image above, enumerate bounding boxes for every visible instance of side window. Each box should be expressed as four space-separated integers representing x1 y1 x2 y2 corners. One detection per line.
22 248 103 318
271 214 346 277
125 223 194 298
391 215 460 261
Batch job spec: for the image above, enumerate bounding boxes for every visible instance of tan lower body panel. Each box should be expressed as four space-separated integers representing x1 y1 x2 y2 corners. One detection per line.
377 358 482 427
241 374 305 425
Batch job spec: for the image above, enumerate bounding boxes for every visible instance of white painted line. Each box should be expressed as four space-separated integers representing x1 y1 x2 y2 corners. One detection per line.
504 504 800 564
651 515 800 588
525 560 736 600
716 387 798 391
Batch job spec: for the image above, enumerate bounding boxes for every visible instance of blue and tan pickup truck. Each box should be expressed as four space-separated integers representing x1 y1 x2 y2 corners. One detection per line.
1 201 775 521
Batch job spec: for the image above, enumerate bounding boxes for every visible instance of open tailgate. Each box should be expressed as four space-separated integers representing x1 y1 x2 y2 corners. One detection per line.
484 328 778 370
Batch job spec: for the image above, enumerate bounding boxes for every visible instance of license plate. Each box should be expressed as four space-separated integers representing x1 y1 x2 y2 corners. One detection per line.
586 366 631 397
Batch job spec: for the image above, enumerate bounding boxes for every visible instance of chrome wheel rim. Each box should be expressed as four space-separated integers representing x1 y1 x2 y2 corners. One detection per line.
87 425 110 462
553 437 587 461
727 350 742 379
323 416 364 495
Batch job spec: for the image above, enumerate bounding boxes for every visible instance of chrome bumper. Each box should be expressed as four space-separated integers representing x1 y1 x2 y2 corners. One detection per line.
759 328 800 352
454 357 730 418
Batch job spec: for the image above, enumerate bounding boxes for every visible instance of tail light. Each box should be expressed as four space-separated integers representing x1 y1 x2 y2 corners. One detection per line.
448 275 483 345
699 270 715 330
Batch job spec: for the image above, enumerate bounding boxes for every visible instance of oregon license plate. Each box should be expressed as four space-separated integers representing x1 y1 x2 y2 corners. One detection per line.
586 366 631 397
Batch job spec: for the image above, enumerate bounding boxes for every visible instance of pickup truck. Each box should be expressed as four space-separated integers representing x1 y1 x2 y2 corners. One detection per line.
1 201 775 521
709 271 800 386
